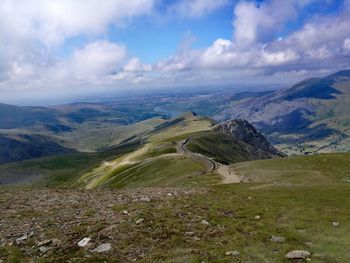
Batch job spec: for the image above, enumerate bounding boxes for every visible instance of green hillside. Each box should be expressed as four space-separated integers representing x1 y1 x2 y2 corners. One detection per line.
231 152 350 186
0 112 281 188
2 153 350 262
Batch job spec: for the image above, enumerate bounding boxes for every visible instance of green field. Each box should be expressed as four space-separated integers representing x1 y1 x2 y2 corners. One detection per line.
232 152 350 185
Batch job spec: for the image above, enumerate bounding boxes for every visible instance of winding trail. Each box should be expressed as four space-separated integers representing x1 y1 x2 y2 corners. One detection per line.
177 138 241 184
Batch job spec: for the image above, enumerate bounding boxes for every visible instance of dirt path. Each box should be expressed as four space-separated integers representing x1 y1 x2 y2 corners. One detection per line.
177 139 241 184
216 164 241 184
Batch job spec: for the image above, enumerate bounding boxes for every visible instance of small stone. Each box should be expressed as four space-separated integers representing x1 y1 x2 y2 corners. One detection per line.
254 215 261 220
28 231 34 238
306 258 312 262
332 221 339 227
184 231 195 236
39 246 51 254
16 234 28 243
122 210 129 215
285 250 311 260
0 259 3 263
167 193 173 196
38 239 52 247
78 237 91 248
247 196 252 200
225 251 240 257
269 236 286 243
136 218 144 225
200 220 210 226
140 196 151 202
92 243 112 253
51 239 61 246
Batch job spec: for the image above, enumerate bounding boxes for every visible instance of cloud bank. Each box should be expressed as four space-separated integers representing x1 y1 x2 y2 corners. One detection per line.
1 0 350 101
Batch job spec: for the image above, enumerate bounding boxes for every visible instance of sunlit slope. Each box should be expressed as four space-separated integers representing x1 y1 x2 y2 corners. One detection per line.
232 152 350 185
68 112 216 189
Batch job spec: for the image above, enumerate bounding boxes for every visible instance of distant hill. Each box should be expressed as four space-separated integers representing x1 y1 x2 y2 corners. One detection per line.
0 102 168 164
214 70 350 154
0 103 59 129
0 134 75 164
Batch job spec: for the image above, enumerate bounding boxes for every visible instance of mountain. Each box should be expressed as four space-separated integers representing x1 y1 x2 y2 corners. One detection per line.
0 133 75 164
0 102 168 164
0 112 280 187
213 119 283 157
214 70 350 154
0 103 59 129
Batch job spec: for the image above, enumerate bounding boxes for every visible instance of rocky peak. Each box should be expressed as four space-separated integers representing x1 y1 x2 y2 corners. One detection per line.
213 119 282 156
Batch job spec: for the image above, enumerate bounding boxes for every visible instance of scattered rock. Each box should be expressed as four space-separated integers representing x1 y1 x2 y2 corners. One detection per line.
136 218 144 225
285 250 311 260
78 237 91 248
140 195 151 202
254 215 261 220
167 193 173 197
200 220 210 226
92 243 112 253
225 251 240 257
122 210 129 215
38 239 52 247
51 239 61 246
38 246 51 254
332 221 339 227
269 236 286 243
16 234 29 243
247 196 252 200
213 119 283 156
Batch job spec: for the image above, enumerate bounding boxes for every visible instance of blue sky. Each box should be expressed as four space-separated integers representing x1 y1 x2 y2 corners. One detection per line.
0 0 349 102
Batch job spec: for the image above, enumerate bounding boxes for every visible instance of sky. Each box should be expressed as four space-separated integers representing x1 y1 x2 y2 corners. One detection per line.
0 0 350 103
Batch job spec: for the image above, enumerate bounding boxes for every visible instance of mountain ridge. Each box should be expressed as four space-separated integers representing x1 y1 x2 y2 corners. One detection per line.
214 70 350 154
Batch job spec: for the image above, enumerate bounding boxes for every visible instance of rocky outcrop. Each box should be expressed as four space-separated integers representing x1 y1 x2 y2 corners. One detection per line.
213 119 283 157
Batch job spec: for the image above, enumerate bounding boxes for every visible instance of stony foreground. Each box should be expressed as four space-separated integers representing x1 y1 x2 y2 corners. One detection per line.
1 185 349 262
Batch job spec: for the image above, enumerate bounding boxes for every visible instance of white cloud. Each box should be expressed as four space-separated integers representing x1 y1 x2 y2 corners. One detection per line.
150 0 350 83
0 0 155 47
261 49 300 65
233 0 298 47
1 0 350 100
123 58 152 72
344 38 350 50
170 0 229 18
0 0 154 89
68 41 127 79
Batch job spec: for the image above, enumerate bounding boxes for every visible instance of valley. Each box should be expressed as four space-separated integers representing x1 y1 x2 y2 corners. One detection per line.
1 71 350 262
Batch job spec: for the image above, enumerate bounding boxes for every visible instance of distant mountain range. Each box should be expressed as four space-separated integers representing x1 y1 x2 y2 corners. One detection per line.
1 69 350 165
0 111 281 186
214 70 350 154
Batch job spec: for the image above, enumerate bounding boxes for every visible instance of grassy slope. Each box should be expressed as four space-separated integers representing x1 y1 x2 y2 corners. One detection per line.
65 113 220 189
2 121 350 261
186 131 277 165
231 152 350 185
1 182 350 262
0 141 141 187
105 156 213 189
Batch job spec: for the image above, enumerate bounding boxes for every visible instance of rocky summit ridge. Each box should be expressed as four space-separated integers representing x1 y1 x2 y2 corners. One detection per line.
213 119 283 157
